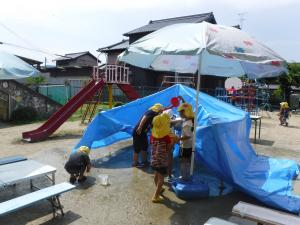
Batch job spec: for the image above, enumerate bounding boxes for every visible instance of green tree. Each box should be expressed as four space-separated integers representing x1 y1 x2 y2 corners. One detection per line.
287 63 300 86
26 75 46 85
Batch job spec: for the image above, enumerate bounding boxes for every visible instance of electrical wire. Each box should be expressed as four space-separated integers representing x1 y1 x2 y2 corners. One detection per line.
0 22 101 64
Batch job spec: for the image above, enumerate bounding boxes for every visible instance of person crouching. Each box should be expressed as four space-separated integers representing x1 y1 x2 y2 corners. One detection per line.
65 146 91 184
150 113 172 203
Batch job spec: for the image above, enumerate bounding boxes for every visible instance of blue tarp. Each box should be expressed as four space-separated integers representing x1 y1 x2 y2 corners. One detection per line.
74 84 300 213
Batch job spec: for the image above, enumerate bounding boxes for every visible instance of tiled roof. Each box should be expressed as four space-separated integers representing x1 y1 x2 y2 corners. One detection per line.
54 51 97 61
124 12 216 36
15 55 42 65
98 39 129 52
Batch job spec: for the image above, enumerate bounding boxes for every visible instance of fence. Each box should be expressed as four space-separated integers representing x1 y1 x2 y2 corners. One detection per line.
38 80 272 114
38 85 71 105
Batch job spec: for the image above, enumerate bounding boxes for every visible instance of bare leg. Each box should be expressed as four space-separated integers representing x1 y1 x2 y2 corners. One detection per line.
133 152 139 166
154 173 158 186
168 149 173 178
141 150 147 163
78 167 87 183
154 173 164 199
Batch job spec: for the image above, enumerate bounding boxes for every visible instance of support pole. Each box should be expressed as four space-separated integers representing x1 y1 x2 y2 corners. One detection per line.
108 84 113 109
190 49 204 176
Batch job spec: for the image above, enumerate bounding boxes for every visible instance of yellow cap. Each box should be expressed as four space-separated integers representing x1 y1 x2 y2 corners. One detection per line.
152 113 171 139
177 103 195 119
280 102 289 109
149 103 164 113
78 146 90 155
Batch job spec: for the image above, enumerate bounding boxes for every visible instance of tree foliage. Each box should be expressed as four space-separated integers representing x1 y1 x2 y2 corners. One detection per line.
26 75 46 85
286 63 300 87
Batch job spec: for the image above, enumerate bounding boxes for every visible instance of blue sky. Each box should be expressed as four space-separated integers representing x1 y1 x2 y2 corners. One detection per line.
0 0 299 64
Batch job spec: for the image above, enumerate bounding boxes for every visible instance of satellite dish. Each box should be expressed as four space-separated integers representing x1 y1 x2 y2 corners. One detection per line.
225 77 243 90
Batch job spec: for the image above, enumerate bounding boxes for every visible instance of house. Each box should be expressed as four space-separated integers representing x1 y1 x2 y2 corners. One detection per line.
15 55 42 69
42 51 99 85
98 12 226 90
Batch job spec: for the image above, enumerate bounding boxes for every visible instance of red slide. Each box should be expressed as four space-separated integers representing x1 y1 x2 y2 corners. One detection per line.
117 83 139 100
22 79 105 142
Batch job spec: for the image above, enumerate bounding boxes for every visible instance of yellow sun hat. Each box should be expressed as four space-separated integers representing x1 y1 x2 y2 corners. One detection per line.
280 102 289 109
149 103 164 113
78 146 91 155
177 103 195 119
152 113 171 139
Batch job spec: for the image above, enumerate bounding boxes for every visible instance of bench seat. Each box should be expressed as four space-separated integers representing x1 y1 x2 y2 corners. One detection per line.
204 217 238 225
232 201 300 225
0 155 27 166
0 182 75 217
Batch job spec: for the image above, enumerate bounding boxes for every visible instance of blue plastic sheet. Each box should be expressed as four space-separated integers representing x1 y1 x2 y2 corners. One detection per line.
74 84 300 213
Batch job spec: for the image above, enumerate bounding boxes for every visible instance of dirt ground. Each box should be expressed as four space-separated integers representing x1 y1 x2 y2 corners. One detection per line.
0 112 300 225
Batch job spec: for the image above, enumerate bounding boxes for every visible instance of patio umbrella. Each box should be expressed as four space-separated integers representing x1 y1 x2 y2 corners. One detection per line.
118 21 287 176
0 51 40 79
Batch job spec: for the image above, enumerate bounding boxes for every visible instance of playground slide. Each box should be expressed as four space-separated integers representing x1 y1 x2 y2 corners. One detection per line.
22 79 105 142
117 83 139 100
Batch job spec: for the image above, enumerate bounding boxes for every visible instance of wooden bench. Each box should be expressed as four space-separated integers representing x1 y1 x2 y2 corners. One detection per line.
0 182 75 217
0 155 27 166
204 217 238 225
232 201 300 225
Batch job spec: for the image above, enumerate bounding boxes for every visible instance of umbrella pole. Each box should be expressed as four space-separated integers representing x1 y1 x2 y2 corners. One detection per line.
190 50 203 176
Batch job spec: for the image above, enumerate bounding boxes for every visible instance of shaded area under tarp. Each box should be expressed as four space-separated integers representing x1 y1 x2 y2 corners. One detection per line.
74 84 300 213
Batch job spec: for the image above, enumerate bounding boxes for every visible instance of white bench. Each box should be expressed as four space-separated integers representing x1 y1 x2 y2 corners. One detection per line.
0 155 27 166
0 182 75 217
232 201 300 225
204 217 238 225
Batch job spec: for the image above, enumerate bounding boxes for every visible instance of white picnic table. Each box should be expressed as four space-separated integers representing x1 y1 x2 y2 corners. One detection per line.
0 160 56 189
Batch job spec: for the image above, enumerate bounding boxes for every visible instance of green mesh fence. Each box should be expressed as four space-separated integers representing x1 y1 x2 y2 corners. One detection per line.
38 85 71 105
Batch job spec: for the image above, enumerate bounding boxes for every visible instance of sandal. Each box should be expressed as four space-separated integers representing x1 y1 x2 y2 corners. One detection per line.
132 162 138 167
69 176 77 184
152 196 163 203
78 176 87 183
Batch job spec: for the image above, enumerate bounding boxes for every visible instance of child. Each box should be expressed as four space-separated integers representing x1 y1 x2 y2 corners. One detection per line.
164 109 180 182
279 102 290 126
132 103 164 167
177 103 194 181
150 113 172 203
65 146 91 184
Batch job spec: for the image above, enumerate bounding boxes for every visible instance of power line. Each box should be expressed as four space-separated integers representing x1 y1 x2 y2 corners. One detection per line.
0 22 44 53
238 12 247 29
0 21 101 64
0 40 101 65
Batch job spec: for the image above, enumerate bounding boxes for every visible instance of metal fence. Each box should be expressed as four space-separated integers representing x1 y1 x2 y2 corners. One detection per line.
38 81 271 114
38 85 71 105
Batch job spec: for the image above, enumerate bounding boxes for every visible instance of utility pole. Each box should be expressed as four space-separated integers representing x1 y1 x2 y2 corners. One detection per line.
238 12 247 29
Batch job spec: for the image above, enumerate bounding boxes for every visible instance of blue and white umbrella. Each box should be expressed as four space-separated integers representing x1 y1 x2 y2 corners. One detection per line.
118 21 287 175
0 51 40 79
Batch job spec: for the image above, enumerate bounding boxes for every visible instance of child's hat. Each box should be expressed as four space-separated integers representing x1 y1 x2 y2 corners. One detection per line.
177 103 195 118
280 102 289 109
78 146 90 155
152 113 171 139
149 103 164 113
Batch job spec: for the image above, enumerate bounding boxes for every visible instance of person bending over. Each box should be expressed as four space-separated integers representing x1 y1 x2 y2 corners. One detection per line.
65 146 91 184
